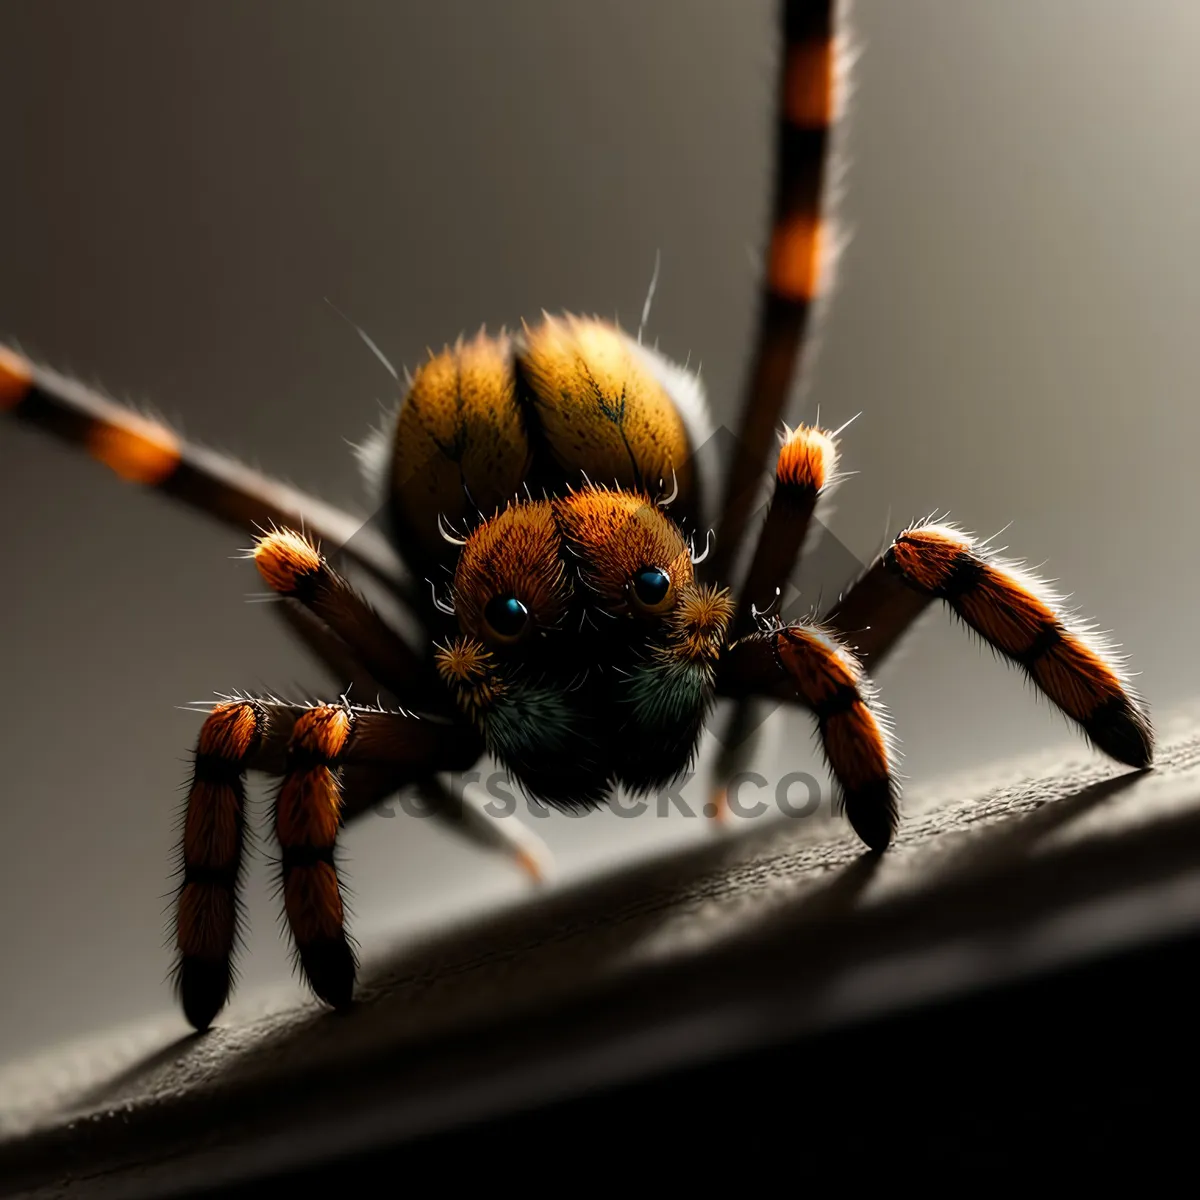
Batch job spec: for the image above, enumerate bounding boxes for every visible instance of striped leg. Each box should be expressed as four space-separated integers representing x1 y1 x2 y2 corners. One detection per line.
827 522 1154 768
274 704 358 1010
708 0 841 583
250 527 443 711
0 346 407 591
250 526 551 867
823 554 934 668
718 622 899 851
732 423 839 637
173 701 263 1032
173 698 483 1030
710 421 841 821
273 600 389 701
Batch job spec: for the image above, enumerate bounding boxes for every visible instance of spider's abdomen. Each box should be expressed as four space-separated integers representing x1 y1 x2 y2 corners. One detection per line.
389 329 532 570
386 315 706 571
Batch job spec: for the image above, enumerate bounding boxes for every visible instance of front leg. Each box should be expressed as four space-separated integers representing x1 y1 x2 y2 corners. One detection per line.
273 703 359 1013
826 521 1154 769
711 420 846 822
718 623 899 852
173 698 482 1031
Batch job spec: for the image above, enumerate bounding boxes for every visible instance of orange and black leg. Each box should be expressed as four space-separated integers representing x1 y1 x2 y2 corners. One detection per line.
250 525 552 864
704 0 844 819
0 345 407 591
273 600 391 701
249 528 444 711
825 521 1154 769
708 0 840 582
173 698 482 1030
718 621 899 852
732 422 843 638
273 703 359 1010
173 700 264 1032
710 421 844 820
252 520 550 844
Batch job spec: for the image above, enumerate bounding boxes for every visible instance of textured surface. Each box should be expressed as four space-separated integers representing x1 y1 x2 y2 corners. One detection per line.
3 704 1200 1197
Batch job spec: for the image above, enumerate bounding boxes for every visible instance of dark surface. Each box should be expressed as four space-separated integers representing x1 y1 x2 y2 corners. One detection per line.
193 926 1200 1186
5 727 1199 1196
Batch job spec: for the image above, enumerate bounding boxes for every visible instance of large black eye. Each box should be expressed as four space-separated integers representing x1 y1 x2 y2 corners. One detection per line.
629 565 674 615
483 594 530 643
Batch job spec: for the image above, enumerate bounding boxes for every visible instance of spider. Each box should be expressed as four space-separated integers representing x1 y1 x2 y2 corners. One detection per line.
0 1 1153 1033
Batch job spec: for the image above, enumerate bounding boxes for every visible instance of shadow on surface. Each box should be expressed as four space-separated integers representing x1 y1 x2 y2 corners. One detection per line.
62 761 1147 1118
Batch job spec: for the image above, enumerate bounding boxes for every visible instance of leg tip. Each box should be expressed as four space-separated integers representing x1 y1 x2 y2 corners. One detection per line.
300 939 357 1011
1084 700 1155 771
179 957 231 1032
844 780 898 854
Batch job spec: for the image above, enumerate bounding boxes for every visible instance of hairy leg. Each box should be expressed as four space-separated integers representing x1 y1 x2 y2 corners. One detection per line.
0 347 407 591
827 521 1153 768
172 698 482 1030
711 421 842 821
718 620 898 851
707 0 841 583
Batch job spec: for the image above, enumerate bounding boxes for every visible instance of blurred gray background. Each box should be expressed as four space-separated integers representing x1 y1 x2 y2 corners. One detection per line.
1 0 1197 1069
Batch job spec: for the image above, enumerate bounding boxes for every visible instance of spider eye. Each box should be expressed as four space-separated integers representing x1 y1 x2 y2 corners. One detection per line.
483 594 530 643
629 565 674 615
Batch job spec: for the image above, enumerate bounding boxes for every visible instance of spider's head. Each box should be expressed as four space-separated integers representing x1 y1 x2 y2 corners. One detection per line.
434 498 605 807
553 485 730 664
447 500 570 651
435 486 732 806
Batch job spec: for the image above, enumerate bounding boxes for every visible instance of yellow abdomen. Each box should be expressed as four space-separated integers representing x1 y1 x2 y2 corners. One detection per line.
386 314 706 567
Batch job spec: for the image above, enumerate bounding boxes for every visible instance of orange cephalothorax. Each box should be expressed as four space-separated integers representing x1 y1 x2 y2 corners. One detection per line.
554 487 694 619
451 499 571 646
433 487 720 804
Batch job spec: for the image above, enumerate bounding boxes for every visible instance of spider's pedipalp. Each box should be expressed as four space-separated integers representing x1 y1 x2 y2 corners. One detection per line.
718 621 899 851
882 523 1154 769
